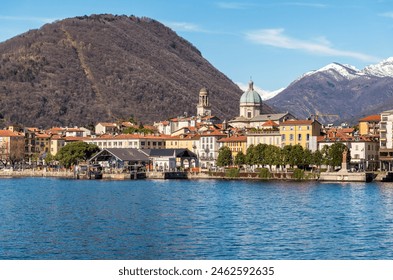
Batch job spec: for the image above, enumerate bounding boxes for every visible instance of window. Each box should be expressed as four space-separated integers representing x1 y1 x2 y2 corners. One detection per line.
290 134 294 141
306 134 310 141
141 141 145 146
247 112 252 118
290 126 294 131
298 134 302 141
281 134 286 141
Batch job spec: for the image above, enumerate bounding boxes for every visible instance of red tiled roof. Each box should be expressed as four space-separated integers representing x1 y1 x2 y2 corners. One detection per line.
359 114 381 122
262 120 279 127
0 130 23 137
218 136 247 142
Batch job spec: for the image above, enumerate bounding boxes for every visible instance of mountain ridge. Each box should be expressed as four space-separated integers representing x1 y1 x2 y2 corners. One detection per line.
266 57 393 123
0 14 261 128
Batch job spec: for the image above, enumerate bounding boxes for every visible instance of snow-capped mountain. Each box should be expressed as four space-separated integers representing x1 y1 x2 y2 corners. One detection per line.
266 57 393 124
302 63 363 81
362 57 393 77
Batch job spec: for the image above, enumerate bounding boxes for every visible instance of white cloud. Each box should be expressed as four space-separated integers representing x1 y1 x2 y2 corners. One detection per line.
245 28 380 62
380 12 393 18
165 21 205 32
283 2 327 8
0 15 56 23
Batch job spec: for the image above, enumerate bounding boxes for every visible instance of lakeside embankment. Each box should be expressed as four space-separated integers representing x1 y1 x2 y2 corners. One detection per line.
0 169 380 182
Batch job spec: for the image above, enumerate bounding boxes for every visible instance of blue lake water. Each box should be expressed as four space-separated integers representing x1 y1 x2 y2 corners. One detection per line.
1 177 393 260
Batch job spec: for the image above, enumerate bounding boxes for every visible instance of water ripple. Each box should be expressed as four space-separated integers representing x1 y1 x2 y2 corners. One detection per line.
1 178 393 259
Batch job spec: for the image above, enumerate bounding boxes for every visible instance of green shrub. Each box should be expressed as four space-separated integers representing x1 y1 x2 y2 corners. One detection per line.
293 168 305 180
225 168 240 178
258 168 271 179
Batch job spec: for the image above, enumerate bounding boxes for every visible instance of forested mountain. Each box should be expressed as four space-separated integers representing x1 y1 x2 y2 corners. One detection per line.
0 14 259 127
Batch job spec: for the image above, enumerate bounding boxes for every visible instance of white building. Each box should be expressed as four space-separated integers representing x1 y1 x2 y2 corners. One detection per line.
380 109 393 170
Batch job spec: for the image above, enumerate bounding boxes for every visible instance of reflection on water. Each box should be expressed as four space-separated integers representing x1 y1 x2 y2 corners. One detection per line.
1 178 393 259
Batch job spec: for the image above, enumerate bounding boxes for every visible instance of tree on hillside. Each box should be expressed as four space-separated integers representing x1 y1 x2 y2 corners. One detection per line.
216 146 232 167
56 142 99 168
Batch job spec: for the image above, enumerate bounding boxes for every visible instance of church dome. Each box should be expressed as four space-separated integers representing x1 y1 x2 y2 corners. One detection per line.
240 81 262 104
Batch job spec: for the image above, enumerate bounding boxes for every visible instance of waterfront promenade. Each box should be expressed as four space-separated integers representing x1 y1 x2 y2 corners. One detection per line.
0 168 383 182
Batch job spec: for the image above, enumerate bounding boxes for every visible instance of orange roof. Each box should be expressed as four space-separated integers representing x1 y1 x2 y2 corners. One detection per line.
0 130 23 137
262 120 279 127
36 133 51 138
359 114 381 122
218 136 247 142
65 128 84 132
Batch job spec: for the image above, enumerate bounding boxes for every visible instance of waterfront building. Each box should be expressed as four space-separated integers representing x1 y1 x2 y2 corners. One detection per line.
23 127 40 163
89 148 150 169
379 109 393 170
142 149 198 171
35 133 51 155
0 129 25 166
359 114 381 136
229 80 295 129
50 135 66 156
84 134 166 150
280 119 322 151
246 120 281 148
197 129 227 169
165 134 200 155
218 135 247 158
318 131 379 171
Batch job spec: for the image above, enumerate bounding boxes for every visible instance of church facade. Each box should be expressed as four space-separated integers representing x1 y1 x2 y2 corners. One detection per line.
229 80 295 129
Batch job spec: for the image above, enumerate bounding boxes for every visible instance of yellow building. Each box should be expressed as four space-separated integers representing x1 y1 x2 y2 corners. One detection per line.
50 135 66 156
35 133 51 154
279 119 322 150
165 134 199 154
359 114 380 136
218 135 247 157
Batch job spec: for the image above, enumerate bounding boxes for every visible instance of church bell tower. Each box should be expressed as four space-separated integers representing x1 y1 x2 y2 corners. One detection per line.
197 87 211 116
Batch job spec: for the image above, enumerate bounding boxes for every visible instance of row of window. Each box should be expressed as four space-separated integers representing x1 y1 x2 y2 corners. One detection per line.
93 141 164 147
281 126 311 131
281 134 310 141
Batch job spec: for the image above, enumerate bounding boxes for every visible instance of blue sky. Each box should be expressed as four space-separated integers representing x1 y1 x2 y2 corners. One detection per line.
1 0 393 92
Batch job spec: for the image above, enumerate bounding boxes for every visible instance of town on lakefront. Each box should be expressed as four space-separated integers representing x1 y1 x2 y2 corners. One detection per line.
0 80 389 182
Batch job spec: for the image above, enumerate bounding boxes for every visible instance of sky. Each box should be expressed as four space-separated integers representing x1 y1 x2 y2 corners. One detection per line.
1 0 393 94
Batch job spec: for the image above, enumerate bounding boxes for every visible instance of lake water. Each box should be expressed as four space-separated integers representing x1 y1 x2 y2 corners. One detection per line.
1 177 393 260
